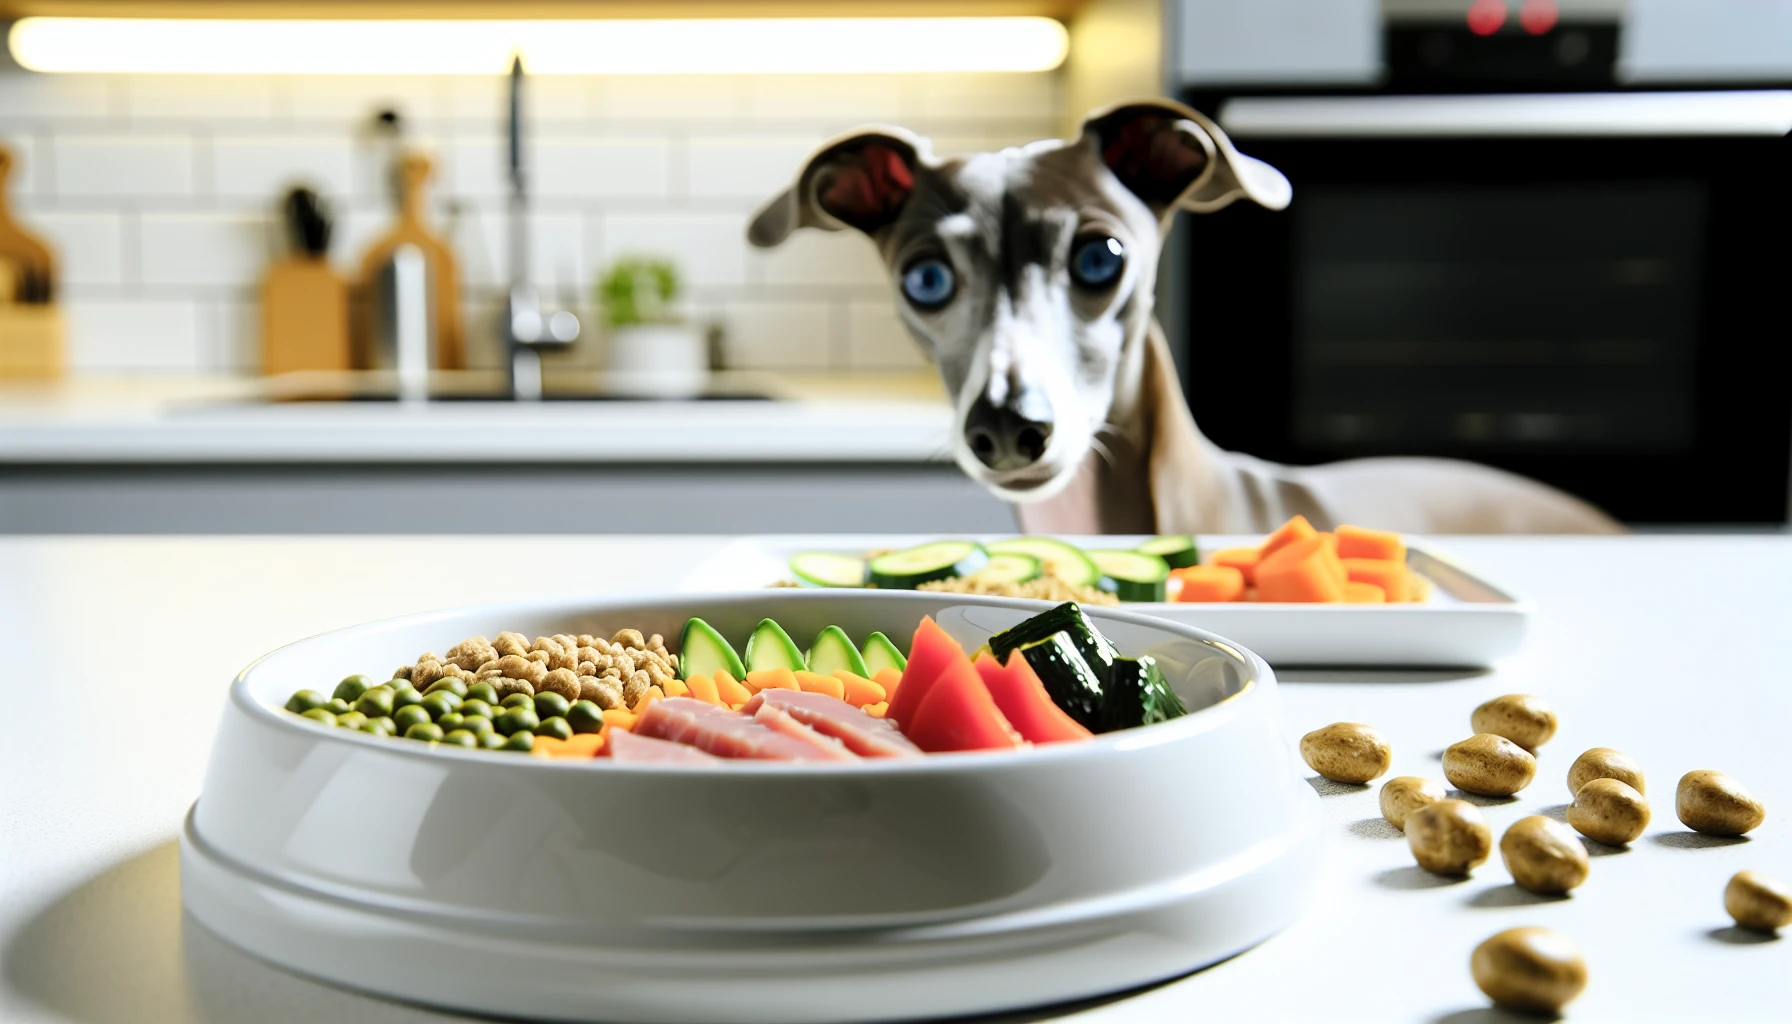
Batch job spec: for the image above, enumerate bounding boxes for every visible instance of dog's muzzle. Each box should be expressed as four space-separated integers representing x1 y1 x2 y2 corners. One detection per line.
964 392 1054 473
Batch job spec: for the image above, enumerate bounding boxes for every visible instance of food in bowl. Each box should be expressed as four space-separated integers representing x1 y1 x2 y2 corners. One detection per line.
279 601 1186 763
784 516 1431 604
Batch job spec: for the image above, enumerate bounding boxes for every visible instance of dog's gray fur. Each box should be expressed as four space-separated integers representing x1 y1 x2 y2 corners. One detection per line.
750 99 1622 535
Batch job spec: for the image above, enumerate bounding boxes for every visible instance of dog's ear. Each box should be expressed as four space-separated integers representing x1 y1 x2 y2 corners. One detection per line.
748 128 930 248
1082 100 1291 218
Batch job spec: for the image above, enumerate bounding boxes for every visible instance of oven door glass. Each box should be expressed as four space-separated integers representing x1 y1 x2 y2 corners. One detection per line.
1183 134 1790 524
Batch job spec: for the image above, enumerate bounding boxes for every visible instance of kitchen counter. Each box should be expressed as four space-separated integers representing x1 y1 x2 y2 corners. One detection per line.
0 373 956 464
2 535 1787 1022
0 374 1015 533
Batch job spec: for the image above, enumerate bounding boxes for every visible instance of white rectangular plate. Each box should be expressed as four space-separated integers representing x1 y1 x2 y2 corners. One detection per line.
676 534 1533 668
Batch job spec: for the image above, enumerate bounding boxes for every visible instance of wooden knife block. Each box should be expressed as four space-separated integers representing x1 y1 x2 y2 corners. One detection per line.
261 257 350 374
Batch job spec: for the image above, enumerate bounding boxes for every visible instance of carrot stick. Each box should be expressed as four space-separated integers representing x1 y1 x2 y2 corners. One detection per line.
1171 565 1246 602
1255 534 1345 602
1208 546 1261 586
745 667 800 692
662 679 690 699
684 674 722 705
832 670 888 708
1343 558 1411 603
862 702 889 718
1343 581 1387 603
713 669 752 705
1258 514 1318 560
1336 524 1406 562
872 666 903 700
793 670 847 701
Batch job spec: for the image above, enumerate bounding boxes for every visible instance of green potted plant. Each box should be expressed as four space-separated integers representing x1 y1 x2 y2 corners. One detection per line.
597 257 705 395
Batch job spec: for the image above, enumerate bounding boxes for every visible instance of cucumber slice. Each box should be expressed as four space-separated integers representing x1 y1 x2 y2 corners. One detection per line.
988 601 1119 683
1085 549 1171 602
866 540 988 589
805 625 869 677
860 631 908 674
789 551 867 588
742 618 806 673
1016 632 1108 732
1104 655 1188 730
678 617 746 681
1135 535 1200 570
986 537 1100 588
969 552 1042 585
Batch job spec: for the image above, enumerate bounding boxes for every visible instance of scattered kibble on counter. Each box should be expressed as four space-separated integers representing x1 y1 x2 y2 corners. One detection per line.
1298 722 1393 784
1406 799 1493 876
1471 927 1588 1015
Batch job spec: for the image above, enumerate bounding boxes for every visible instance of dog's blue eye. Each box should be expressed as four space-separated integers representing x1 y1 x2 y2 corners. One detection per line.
1070 237 1125 288
901 259 956 309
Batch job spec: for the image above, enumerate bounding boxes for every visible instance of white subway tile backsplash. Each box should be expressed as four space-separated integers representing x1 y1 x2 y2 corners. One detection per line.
212 136 355 203
720 299 832 369
64 299 204 371
686 135 822 200
52 136 196 198
124 75 278 122
2 68 1063 376
601 210 752 288
534 138 671 200
755 229 888 288
0 71 117 120
26 211 124 287
138 212 274 288
847 300 930 371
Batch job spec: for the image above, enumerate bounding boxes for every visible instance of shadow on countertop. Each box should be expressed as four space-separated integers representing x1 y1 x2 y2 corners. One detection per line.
2 841 454 1023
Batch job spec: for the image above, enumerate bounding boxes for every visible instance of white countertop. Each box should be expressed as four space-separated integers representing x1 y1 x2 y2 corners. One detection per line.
0 375 957 464
2 535 1788 1023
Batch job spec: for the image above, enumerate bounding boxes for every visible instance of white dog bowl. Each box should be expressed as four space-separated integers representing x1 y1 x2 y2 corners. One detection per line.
180 591 1321 1023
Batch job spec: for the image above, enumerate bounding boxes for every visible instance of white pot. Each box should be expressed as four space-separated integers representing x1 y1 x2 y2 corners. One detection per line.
606 323 706 397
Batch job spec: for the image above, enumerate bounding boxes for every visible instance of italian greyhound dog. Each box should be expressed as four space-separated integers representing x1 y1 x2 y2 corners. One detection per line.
749 99 1622 535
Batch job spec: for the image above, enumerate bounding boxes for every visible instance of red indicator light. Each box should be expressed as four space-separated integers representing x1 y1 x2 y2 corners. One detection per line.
1466 0 1508 36
1519 0 1560 34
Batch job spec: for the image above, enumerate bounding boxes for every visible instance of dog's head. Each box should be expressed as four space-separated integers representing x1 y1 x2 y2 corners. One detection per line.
748 100 1290 503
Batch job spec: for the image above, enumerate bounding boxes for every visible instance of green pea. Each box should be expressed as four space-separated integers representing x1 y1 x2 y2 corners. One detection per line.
441 729 479 748
285 690 327 714
466 682 501 705
404 722 444 743
459 715 494 736
336 710 368 731
479 730 508 750
533 692 571 721
535 715 573 741
437 712 465 732
496 706 540 736
566 699 604 734
362 717 396 737
392 686 425 711
501 693 535 710
502 731 535 752
325 697 353 715
392 705 432 732
459 699 493 720
333 675 374 703
300 707 338 727
423 677 469 699
420 692 462 721
355 686 395 718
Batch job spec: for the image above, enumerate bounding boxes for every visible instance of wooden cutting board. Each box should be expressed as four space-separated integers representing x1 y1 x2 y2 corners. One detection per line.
0 144 64 378
355 151 464 370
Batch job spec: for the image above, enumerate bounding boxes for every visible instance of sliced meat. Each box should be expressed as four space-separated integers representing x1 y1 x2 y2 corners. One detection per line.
750 702 863 762
744 688 923 758
607 728 722 763
634 697 858 761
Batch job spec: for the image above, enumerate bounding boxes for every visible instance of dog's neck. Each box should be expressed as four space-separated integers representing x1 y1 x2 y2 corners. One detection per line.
1013 317 1235 535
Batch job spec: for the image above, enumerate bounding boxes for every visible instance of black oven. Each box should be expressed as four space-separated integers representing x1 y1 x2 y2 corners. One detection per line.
1176 92 1792 525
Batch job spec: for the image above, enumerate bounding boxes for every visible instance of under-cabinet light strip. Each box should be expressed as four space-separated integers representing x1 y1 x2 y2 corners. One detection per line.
8 16 1070 75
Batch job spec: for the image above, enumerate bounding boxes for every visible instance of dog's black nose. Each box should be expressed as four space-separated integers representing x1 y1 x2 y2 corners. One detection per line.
965 392 1054 471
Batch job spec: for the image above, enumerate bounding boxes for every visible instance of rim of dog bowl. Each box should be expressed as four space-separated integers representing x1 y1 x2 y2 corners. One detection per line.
231 589 1269 775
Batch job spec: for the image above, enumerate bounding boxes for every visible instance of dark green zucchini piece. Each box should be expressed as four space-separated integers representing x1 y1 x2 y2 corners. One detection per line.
1136 534 1200 569
988 601 1119 682
1103 655 1187 730
1015 632 1108 732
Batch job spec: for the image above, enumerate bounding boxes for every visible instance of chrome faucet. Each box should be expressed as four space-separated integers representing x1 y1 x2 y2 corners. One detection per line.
501 55 579 400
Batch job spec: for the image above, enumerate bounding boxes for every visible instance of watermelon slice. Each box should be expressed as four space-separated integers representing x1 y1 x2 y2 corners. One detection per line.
975 652 1093 745
903 656 1025 753
884 616 964 728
